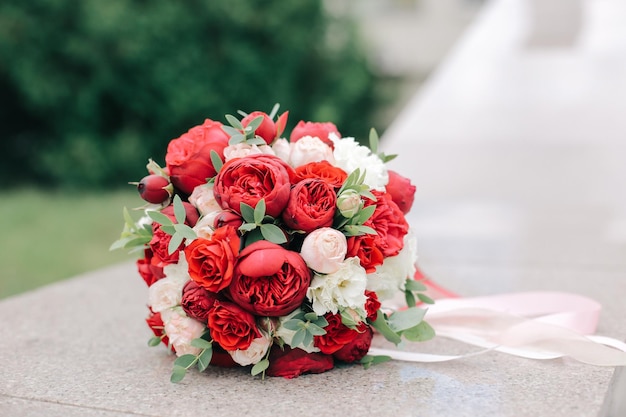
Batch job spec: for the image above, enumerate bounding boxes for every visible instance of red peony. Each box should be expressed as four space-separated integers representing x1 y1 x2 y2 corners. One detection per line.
230 241 311 317
282 179 336 233
137 248 164 286
333 324 373 363
314 313 361 355
266 345 334 379
184 226 240 293
207 301 261 351
290 120 340 148
165 119 229 195
386 170 416 214
181 280 218 323
294 160 348 189
213 154 296 218
366 190 409 257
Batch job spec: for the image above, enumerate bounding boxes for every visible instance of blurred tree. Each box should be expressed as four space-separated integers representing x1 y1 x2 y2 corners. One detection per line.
0 0 378 188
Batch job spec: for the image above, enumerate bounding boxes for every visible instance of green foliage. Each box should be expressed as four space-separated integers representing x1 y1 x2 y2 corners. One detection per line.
0 0 379 188
238 200 287 246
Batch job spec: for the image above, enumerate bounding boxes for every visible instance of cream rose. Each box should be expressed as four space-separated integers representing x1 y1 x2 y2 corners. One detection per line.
306 257 367 317
189 184 222 216
164 310 206 356
289 136 334 167
300 227 347 274
223 143 275 162
271 138 291 163
148 277 183 313
192 211 220 239
228 334 272 366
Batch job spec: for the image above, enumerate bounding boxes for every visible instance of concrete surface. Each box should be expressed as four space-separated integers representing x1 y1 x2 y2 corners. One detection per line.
2 0 626 416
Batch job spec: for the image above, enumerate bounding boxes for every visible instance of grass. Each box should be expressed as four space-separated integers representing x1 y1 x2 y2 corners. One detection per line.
0 188 143 299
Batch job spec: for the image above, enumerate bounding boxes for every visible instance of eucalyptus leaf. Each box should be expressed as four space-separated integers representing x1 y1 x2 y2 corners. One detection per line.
247 137 267 146
159 225 176 235
240 203 256 223
170 365 187 383
191 338 213 350
281 319 303 331
340 309 359 328
197 348 213 372
405 279 428 292
147 210 173 226
356 205 376 224
121 236 151 249
239 223 258 232
380 153 398 163
174 354 197 369
243 228 264 246
254 199 266 224
306 323 327 336
173 195 186 224
388 307 427 332
357 225 377 235
168 233 184 255
122 207 134 226
417 293 435 305
210 150 223 174
369 128 379 153
222 125 241 137
174 224 197 240
402 321 436 342
225 114 243 129
148 336 162 347
303 312 319 322
302 331 313 348
313 315 329 328
268 103 280 119
245 115 264 132
251 359 270 376
405 290 417 309
371 310 402 345
228 134 245 145
260 224 287 244
291 328 306 347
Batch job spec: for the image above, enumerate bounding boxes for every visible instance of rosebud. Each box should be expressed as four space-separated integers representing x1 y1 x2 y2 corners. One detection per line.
241 111 276 145
337 189 362 218
213 210 244 230
137 175 172 204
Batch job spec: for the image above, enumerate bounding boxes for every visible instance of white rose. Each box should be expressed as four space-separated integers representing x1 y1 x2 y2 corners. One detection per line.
300 228 347 274
189 184 222 216
164 310 206 356
148 277 183 313
162 254 191 284
271 138 291 163
223 143 275 162
275 309 320 353
331 134 388 190
366 230 417 300
306 257 367 317
289 136 334 167
192 211 220 239
228 334 272 366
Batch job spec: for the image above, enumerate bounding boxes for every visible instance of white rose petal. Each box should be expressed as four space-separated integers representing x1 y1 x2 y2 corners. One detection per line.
164 311 206 357
272 138 291 163
223 143 275 162
300 228 347 274
148 277 184 313
289 136 334 167
228 334 272 366
189 184 222 216
306 257 367 317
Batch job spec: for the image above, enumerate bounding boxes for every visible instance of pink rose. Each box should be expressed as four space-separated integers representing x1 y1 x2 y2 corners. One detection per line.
300 228 347 274
386 170 416 214
266 345 334 379
282 179 336 233
165 119 229 195
230 241 311 317
213 154 296 218
290 120 340 148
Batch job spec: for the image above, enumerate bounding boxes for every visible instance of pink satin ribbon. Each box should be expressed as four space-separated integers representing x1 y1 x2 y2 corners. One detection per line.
369 269 626 366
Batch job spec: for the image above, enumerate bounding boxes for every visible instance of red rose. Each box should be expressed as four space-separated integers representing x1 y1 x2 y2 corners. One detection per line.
266 345 334 379
181 280 218 323
314 313 361 355
333 324 373 363
210 344 238 368
165 119 229 195
364 290 381 322
294 160 348 189
386 170 416 214
290 120 340 148
241 111 276 145
184 226 240 293
282 179 336 233
149 224 181 267
207 300 261 351
213 210 243 230
230 241 311 317
137 248 164 286
346 234 384 273
146 311 169 348
213 154 296 218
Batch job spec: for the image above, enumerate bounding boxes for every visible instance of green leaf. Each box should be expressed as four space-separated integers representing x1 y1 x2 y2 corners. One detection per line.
240 203 256 223
174 354 197 369
122 207 135 226
303 312 319 322
173 195 186 224
245 115 264 133
239 223 258 232
371 310 402 345
388 307 427 332
380 153 398 163
228 134 245 145
170 365 187 383
340 309 359 328
402 321 436 342
405 279 428 292
268 103 280 119
222 125 241 137
302 331 313 347
306 323 327 336
291 328 306 347
174 224 197 240
147 210 173 226
369 128 379 153
225 114 243 129
282 319 303 331
405 290 417 308
260 224 287 244
159 225 176 235
148 336 162 347
197 348 213 372
210 150 223 174
191 338 213 350
243 228 264 246
313 315 329 328
417 293 435 305
168 233 184 255
356 205 376 224
254 199 266 224
247 137 267 146
251 359 270 376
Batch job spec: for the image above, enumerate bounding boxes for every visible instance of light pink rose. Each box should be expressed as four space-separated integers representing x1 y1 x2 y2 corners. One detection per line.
228 334 272 366
223 143 275 162
164 311 206 356
300 228 347 274
289 136 334 167
271 138 291 163
189 184 221 216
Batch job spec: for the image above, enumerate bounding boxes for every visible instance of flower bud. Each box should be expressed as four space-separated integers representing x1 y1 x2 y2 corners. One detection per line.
137 175 172 204
337 189 362 218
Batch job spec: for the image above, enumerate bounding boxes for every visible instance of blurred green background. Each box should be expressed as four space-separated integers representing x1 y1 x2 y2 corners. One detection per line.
0 0 397 299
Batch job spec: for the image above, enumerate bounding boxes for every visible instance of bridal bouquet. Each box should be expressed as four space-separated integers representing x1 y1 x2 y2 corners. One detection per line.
112 105 434 381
